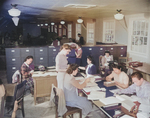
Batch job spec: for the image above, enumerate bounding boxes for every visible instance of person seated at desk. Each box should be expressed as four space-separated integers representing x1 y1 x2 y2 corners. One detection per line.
79 56 97 77
116 72 150 118
21 56 34 95
106 64 129 89
64 64 92 116
101 50 113 67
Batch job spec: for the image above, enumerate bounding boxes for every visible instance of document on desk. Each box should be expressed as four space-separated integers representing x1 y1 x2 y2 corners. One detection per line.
47 66 56 69
86 82 98 87
83 85 101 92
87 91 105 100
100 95 135 111
120 115 134 118
109 88 120 94
47 69 56 72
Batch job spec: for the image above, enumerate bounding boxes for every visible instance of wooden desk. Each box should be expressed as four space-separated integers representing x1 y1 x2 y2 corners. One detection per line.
126 62 150 81
33 75 57 105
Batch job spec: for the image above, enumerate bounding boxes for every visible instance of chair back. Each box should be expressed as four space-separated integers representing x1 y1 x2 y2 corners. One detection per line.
13 80 27 102
0 96 5 118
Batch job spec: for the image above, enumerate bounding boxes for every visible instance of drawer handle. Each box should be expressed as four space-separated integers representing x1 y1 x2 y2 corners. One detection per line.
89 48 92 50
111 48 113 50
12 59 16 61
121 47 123 49
40 58 43 60
40 49 43 52
53 49 56 51
12 67 16 69
11 50 15 52
26 50 29 52
100 48 103 50
121 55 123 57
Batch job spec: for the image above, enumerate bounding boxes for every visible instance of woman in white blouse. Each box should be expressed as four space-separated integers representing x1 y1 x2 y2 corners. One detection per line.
106 64 129 89
101 50 113 67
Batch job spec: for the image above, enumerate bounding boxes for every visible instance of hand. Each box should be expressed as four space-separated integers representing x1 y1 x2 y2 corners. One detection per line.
85 78 90 83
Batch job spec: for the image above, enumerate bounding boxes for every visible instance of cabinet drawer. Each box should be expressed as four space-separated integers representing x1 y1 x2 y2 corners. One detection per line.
34 56 48 67
6 57 21 65
6 48 20 57
34 47 48 56
20 48 34 57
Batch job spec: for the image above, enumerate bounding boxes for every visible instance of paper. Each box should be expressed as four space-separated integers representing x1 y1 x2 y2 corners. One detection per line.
109 88 120 94
100 96 121 105
94 75 102 79
120 115 134 118
47 66 56 69
87 91 105 100
86 82 97 87
83 86 101 92
47 69 56 72
75 77 84 80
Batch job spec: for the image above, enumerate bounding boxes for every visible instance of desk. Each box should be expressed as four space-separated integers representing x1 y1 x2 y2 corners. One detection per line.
33 75 57 105
126 62 150 81
83 80 135 118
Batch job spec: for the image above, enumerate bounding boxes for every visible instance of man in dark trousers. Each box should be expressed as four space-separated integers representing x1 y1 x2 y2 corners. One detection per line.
78 33 85 45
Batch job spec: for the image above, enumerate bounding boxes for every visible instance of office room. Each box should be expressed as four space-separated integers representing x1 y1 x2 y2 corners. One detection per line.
0 0 150 118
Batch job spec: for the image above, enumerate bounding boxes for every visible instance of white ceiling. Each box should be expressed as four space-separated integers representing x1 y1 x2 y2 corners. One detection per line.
2 0 150 23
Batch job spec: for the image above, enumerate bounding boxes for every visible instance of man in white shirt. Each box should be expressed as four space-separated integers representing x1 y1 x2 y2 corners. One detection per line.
117 72 150 118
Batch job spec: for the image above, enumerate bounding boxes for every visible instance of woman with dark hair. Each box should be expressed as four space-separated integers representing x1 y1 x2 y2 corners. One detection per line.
101 50 113 67
79 55 97 77
106 64 129 89
64 64 92 116
55 44 71 90
21 55 34 94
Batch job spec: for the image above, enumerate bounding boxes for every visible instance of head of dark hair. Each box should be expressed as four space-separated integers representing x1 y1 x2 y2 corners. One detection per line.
131 72 143 80
111 64 122 70
77 43 82 48
78 33 81 35
66 64 79 74
0 79 3 85
87 55 95 64
104 50 110 56
24 56 33 62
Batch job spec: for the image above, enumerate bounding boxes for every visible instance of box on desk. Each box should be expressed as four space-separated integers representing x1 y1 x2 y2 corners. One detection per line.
129 61 143 67
104 81 116 87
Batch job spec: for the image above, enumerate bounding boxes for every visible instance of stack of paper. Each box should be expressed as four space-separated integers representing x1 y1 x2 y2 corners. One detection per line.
104 81 115 87
87 91 105 100
86 82 97 87
83 86 101 92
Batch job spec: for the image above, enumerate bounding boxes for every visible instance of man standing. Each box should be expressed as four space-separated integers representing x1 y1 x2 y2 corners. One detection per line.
78 33 85 45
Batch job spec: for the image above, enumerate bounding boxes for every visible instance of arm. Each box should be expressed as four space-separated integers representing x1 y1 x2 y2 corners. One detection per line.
101 56 106 67
106 72 114 82
78 66 85 70
71 78 90 89
118 84 136 94
75 50 82 58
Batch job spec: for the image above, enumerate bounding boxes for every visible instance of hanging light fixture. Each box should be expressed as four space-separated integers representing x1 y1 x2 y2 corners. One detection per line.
114 9 124 20
60 20 65 25
8 4 21 17
77 17 83 23
45 23 48 26
12 17 19 26
51 22 55 25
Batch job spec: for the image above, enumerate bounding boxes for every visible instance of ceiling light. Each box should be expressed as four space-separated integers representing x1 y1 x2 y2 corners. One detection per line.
114 9 124 20
12 17 19 26
8 7 21 17
37 24 40 26
51 22 55 25
77 17 83 23
60 20 65 25
41 24 43 26
45 23 48 26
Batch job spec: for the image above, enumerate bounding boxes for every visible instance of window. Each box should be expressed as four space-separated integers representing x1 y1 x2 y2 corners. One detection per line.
103 20 115 43
51 25 54 32
58 25 62 37
130 20 149 55
87 23 95 43
54 25 57 33
68 24 72 38
76 24 81 40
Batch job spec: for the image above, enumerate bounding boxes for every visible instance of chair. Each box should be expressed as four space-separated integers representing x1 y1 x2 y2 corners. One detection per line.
5 80 27 118
53 88 82 118
0 96 5 118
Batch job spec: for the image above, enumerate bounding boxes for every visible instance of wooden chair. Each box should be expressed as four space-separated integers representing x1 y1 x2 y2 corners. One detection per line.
5 80 27 118
53 88 82 118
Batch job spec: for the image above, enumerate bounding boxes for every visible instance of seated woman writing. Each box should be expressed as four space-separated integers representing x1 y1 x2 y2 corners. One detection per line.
64 64 92 116
106 64 129 89
79 55 97 77
101 50 113 67
21 56 34 94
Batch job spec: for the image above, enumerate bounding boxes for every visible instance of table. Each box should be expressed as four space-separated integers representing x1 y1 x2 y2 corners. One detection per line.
33 74 57 105
125 62 150 81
